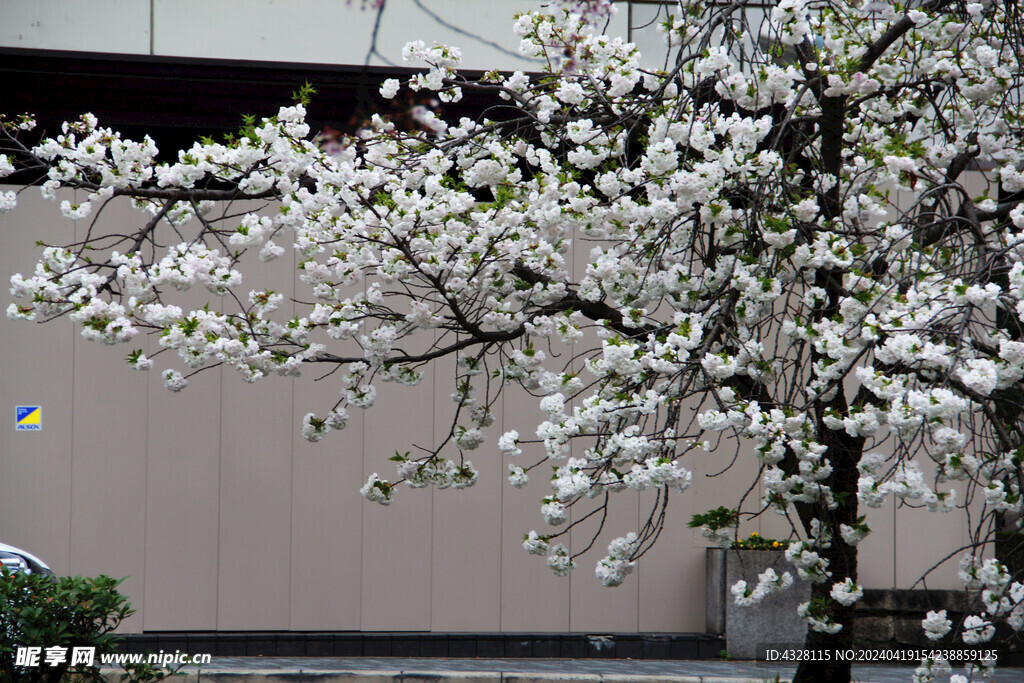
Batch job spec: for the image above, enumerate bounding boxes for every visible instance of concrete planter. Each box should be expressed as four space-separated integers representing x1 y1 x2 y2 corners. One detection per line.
706 548 811 659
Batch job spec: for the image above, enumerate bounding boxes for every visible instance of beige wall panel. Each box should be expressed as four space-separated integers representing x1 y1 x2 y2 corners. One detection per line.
857 500 895 589
562 323 645 632
962 170 991 200
567 206 696 631
894 504 964 590
0 188 75 575
568 485 640 632
499 386 571 632
430 354 502 631
755 489 799 543
289 261 367 630
70 332 149 633
684 439 791 628
141 209 227 630
144 363 221 631
909 477 990 591
690 438 762 545
637 488 704 632
217 373 294 628
361 378 434 630
69 204 150 633
290 372 365 630
216 205 296 629
564 227 634 632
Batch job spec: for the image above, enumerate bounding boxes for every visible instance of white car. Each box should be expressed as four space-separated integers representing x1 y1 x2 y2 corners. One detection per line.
0 542 52 577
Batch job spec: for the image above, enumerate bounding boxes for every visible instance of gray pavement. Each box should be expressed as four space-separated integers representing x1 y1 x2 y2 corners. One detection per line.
108 656 1024 682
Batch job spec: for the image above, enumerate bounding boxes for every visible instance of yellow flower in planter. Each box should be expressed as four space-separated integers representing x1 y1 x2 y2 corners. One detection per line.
730 532 787 550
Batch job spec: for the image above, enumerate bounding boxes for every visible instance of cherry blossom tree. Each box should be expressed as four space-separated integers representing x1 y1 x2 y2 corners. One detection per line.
3 0 1024 680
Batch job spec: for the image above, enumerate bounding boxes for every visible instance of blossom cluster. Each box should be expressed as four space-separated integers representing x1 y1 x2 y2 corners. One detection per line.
731 567 794 607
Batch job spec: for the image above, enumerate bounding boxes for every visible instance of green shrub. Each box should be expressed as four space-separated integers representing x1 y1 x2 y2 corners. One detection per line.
0 570 173 682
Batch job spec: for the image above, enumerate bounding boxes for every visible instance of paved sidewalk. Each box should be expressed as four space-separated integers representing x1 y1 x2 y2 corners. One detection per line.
103 656 1024 682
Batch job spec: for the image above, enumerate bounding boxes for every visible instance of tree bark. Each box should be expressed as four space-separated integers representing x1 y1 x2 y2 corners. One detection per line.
791 355 865 682
790 565 856 683
791 428 862 683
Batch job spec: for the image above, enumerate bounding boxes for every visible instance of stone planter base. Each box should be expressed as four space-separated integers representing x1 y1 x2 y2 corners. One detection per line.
706 548 812 659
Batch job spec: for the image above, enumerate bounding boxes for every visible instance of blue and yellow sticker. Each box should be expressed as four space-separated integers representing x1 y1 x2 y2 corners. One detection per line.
15 406 41 431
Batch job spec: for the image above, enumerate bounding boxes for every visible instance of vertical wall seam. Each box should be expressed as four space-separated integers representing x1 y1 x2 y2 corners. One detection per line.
68 206 77 578
429 331 435 632
140 329 150 630
498 374 504 631
358 274 367 630
892 499 897 589
287 250 296 631
630 489 638 634
214 326 224 630
149 0 155 56
358 372 365 630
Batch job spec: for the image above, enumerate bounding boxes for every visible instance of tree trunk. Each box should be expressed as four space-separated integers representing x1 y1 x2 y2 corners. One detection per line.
790 581 856 683
791 381 864 683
